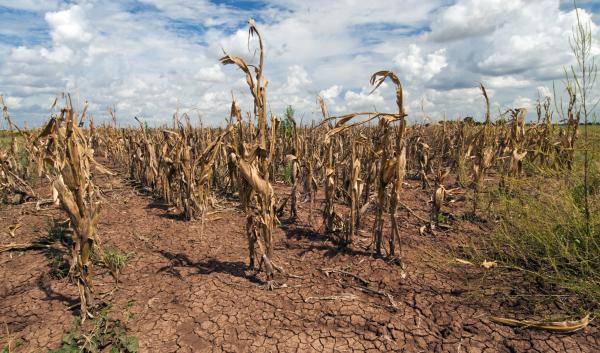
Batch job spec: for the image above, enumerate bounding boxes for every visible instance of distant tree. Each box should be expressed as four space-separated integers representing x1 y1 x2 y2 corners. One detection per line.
463 116 475 124
495 117 508 125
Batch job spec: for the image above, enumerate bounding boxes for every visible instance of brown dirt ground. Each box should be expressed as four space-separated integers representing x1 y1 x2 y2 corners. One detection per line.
1 163 598 353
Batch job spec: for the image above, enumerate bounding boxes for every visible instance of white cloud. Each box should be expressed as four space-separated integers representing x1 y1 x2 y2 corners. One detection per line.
469 1 598 78
45 5 92 44
414 87 490 121
0 0 598 126
484 76 531 89
344 86 386 110
139 0 243 26
429 0 522 42
5 96 23 109
537 86 552 99
10 47 40 62
511 96 534 110
394 44 447 82
281 65 311 94
195 64 226 82
320 85 342 102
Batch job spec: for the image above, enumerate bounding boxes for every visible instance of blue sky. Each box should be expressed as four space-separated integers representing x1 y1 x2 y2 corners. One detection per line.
0 0 598 127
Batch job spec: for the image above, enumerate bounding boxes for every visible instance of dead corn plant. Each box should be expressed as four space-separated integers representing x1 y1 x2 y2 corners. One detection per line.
416 139 430 189
471 84 496 214
371 71 407 260
39 99 110 319
220 20 282 283
321 71 407 257
320 97 344 236
0 96 39 203
556 84 580 170
500 108 528 190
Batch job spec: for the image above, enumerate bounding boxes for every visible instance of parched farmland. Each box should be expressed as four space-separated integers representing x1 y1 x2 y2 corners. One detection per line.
1 5 600 353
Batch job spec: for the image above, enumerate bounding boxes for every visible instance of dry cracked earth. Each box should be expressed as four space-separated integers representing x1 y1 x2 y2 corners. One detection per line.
1 164 598 352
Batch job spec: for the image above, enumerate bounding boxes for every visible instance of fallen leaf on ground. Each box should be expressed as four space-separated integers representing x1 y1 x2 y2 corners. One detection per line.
7 223 21 237
455 258 474 265
490 314 592 333
482 260 497 269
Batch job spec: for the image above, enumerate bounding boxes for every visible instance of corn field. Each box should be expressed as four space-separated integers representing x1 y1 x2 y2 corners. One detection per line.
1 18 598 351
0 22 588 291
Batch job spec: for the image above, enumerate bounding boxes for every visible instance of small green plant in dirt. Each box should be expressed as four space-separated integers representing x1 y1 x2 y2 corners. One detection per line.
48 304 138 353
41 222 72 279
46 248 70 279
101 247 129 283
461 211 484 223
278 164 293 185
437 213 450 224
44 222 72 244
2 324 23 353
1 340 23 353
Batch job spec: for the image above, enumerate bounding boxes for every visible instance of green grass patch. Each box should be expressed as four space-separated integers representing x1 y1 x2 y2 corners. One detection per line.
469 168 600 312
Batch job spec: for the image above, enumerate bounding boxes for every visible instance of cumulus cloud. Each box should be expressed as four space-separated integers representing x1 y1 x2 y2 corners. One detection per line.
45 5 92 44
320 85 342 102
537 86 553 99
429 0 522 42
281 65 311 94
0 0 598 126
394 44 448 82
511 96 535 110
474 3 597 78
484 76 531 89
195 64 226 83
409 87 492 121
139 0 243 26
4 96 23 109
344 86 387 110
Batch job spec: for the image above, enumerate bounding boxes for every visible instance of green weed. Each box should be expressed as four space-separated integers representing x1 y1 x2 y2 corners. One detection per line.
48 305 138 353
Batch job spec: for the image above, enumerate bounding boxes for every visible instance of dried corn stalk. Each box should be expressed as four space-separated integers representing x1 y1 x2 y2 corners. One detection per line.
221 20 280 282
40 100 107 319
372 71 407 259
320 97 343 235
345 138 361 245
471 84 496 213
0 96 39 202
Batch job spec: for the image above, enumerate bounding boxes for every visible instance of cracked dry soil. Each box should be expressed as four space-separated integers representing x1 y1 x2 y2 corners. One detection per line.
1 167 598 353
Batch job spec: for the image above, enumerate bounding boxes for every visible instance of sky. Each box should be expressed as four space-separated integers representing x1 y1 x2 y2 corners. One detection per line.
0 0 599 127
